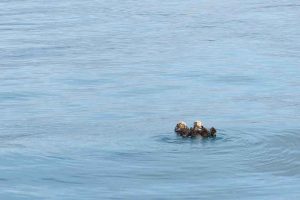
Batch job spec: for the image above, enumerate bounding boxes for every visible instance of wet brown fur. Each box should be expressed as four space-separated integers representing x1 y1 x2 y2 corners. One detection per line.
175 123 217 138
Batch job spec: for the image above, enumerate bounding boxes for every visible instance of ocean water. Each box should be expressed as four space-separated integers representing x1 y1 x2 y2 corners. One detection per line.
1 0 300 199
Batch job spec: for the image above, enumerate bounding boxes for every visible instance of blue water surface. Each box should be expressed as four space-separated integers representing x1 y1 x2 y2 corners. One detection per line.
1 0 300 199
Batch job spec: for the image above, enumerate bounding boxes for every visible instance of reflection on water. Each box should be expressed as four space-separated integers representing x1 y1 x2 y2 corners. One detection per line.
1 0 300 199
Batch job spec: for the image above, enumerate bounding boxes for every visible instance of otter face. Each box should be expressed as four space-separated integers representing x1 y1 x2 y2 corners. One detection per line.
177 121 187 129
194 120 203 128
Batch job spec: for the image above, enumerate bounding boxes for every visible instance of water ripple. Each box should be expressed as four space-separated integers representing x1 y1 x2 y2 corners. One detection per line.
245 129 300 177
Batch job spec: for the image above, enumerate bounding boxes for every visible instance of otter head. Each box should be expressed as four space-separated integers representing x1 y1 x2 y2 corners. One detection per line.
194 120 203 129
176 121 188 129
210 127 217 137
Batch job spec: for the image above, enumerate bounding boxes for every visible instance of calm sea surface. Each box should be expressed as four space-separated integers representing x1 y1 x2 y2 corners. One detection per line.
1 0 300 199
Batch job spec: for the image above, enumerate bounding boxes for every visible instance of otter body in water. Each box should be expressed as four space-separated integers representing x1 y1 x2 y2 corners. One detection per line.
175 120 217 138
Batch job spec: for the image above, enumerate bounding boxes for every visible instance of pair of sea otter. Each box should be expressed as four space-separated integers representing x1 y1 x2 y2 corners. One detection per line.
175 121 216 138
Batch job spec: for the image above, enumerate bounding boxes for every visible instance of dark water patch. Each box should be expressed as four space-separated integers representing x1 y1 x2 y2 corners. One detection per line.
113 84 180 98
214 75 258 85
45 155 74 161
254 4 300 10
0 133 34 141
0 91 50 102
0 22 37 26
41 177 82 185
58 78 113 87
0 143 26 150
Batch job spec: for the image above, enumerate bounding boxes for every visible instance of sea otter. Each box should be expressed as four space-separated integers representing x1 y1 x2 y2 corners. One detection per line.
174 121 190 137
190 120 217 138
